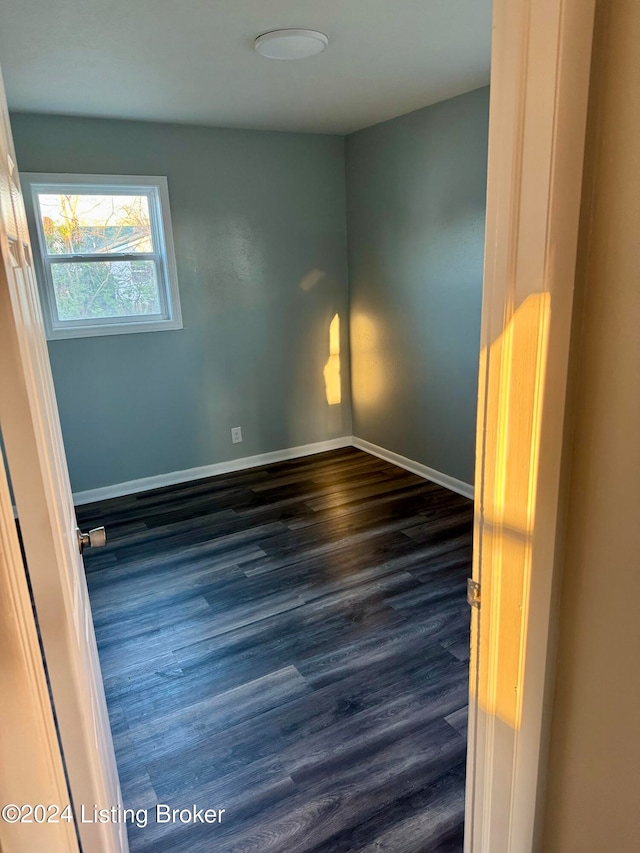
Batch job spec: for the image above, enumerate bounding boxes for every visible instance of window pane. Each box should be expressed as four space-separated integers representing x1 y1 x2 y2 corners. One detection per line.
37 193 154 255
51 260 162 321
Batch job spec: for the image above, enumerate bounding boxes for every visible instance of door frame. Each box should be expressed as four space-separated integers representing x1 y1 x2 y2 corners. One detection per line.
465 0 595 850
0 0 596 848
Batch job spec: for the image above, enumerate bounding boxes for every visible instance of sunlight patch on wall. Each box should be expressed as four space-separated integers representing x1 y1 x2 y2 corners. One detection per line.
299 268 326 292
323 313 341 405
471 292 551 732
350 311 384 407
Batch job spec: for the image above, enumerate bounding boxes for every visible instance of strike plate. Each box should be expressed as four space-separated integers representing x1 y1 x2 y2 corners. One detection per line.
467 578 481 609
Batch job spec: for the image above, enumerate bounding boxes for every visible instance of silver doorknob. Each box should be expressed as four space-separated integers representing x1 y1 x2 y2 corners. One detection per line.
77 526 107 554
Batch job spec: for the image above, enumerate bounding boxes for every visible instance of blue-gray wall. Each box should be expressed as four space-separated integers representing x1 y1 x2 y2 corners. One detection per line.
10 114 351 492
11 88 488 495
346 87 489 485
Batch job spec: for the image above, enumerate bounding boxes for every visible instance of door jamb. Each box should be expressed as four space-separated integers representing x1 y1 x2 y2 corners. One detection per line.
465 0 595 850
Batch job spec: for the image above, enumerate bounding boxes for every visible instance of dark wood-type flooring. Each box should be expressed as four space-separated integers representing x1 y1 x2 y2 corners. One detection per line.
78 447 473 853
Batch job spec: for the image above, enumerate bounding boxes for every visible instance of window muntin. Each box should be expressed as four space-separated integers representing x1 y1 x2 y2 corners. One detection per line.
25 175 182 339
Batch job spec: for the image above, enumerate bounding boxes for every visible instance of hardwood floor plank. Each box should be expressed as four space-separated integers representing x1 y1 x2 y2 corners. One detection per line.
79 447 473 852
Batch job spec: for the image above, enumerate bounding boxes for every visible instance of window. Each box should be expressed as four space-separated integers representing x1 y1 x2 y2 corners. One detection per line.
24 174 182 339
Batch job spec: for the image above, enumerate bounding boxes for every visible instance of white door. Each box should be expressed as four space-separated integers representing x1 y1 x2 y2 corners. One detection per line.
0 68 127 853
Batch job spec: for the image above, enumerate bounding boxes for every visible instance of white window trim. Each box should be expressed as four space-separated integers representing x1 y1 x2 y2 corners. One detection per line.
22 173 183 339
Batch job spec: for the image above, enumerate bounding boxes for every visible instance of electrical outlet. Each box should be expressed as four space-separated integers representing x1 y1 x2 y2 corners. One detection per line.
231 426 243 444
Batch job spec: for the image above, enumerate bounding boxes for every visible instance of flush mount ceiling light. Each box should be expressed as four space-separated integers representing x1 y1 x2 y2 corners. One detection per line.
254 29 329 61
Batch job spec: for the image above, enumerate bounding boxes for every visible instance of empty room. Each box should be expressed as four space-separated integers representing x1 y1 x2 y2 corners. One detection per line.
3 1 637 853
0 2 491 847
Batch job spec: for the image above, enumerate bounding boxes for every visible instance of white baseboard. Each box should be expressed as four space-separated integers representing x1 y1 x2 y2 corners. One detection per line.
351 436 474 500
72 434 473 507
72 436 352 506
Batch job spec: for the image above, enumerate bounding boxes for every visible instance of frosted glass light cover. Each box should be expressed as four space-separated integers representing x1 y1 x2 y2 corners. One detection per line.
254 29 329 60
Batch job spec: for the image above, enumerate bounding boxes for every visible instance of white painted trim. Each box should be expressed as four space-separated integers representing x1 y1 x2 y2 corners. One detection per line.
72 435 473 507
465 1 595 851
352 436 474 500
73 436 353 505
0 414 80 852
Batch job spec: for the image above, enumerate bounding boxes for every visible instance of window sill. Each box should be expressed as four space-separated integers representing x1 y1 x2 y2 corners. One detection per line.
46 317 184 341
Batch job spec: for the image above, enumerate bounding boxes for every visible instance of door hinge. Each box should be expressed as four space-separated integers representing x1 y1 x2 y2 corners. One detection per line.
467 578 481 609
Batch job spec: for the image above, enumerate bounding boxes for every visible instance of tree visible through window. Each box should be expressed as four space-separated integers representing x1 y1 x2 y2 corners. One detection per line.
25 175 182 339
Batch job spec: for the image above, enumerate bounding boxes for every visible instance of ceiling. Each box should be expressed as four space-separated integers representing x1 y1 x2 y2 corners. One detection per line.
0 0 492 135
